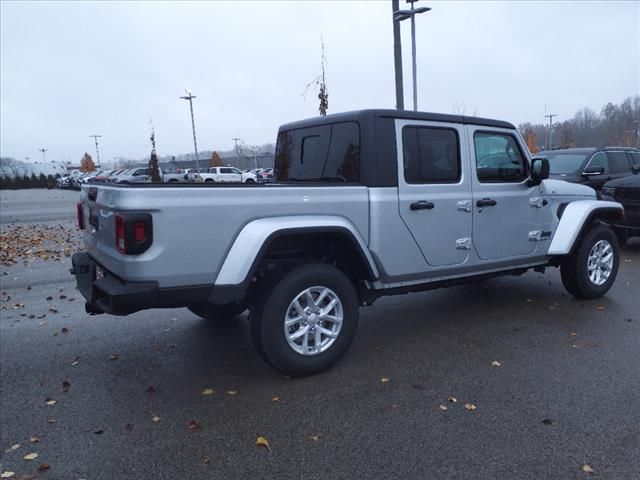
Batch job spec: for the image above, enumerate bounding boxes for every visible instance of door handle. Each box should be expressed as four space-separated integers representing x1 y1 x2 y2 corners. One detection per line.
410 201 435 211
476 198 497 207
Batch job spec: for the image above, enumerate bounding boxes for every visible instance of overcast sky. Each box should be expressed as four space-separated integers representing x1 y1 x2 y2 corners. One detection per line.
1 0 638 164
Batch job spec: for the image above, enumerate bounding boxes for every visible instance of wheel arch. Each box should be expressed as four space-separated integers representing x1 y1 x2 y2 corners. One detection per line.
548 200 624 256
208 217 378 304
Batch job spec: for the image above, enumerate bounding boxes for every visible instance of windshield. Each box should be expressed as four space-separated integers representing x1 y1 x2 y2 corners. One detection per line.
545 152 589 174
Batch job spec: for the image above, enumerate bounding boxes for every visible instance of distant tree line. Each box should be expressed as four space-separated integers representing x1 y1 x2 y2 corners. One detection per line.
520 95 640 153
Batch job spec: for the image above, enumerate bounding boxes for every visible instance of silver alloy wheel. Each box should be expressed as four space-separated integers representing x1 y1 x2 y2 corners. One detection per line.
587 239 614 286
283 286 343 356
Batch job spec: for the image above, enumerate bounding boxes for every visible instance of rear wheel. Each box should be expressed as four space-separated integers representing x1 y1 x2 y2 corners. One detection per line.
250 263 359 377
188 302 246 321
245 178 256 184
560 224 619 299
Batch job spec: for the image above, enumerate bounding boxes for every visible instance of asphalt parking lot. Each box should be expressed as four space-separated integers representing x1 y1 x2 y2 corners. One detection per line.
1 189 639 480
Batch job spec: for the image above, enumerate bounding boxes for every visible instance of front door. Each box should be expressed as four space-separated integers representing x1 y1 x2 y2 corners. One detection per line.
468 126 539 260
397 120 472 267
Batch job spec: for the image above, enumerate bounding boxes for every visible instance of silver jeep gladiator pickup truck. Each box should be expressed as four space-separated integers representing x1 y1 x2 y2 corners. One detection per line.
72 109 624 376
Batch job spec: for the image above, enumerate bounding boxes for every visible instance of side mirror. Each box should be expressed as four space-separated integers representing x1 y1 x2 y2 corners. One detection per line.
632 164 640 174
528 157 549 186
583 166 604 176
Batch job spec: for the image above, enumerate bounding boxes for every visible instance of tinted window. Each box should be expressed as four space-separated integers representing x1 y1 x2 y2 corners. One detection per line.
587 152 609 174
474 132 528 182
545 152 589 174
606 152 631 174
275 122 360 182
402 126 460 183
220 167 233 174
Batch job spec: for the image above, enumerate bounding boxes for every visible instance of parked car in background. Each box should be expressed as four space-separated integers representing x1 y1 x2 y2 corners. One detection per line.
90 170 117 183
188 167 257 183
107 169 129 182
162 169 190 183
539 147 640 191
601 166 640 243
257 168 274 183
114 168 151 184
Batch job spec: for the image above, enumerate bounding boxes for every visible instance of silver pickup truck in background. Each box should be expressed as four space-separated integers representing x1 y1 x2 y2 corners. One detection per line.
72 109 624 377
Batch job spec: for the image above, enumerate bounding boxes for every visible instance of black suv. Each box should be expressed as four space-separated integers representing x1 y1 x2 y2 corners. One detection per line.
601 170 640 243
538 147 640 191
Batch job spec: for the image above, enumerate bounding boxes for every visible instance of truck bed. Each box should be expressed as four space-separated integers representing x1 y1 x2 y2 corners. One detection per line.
80 183 370 288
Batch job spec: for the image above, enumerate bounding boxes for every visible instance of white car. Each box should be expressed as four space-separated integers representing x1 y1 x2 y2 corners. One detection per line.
189 167 257 184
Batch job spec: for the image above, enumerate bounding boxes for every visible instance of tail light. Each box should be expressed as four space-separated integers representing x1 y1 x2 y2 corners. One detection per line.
115 213 153 255
77 203 85 230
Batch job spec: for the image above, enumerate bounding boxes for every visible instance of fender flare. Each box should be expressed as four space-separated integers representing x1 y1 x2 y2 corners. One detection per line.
547 200 624 255
209 216 379 303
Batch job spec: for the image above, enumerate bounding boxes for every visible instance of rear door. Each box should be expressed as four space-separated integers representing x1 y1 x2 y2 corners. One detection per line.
606 151 634 182
396 119 472 267
468 127 540 260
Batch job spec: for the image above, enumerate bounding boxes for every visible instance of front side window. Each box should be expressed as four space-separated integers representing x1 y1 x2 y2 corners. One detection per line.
474 132 528 183
587 152 609 174
275 122 360 182
402 126 460 183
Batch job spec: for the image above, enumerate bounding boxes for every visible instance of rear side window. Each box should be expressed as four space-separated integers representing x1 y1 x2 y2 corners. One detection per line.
275 122 360 182
474 132 528 183
606 152 631 173
402 126 460 183
587 152 609 174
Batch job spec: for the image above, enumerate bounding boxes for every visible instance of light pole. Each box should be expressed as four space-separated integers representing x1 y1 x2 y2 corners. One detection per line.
89 135 102 166
180 89 200 170
248 146 259 169
393 0 431 111
232 138 242 169
544 112 558 150
39 148 48 163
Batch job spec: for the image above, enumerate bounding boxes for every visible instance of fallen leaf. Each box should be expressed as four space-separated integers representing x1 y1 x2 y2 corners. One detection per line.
45 296 53 301
439 405 448 411
59 295 67 299
202 388 215 396
109 353 119 361
94 430 103 435
61 327 69 334
380 377 390 383
271 396 280 402
10 444 20 451
226 390 238 396
309 435 320 441
62 381 70 392
37 464 50 472
187 420 199 431
39 321 47 326
203 457 210 464
0 472 15 478
45 399 56 406
71 360 79 367
47 418 56 424
596 305 605 311
152 416 160 423
582 464 594 473
525 298 533 303
570 332 577 337
447 397 457 403
29 436 40 443
464 403 477 411
542 418 553 425
491 360 501 367
256 436 271 452
48 307 58 313
23 452 38 460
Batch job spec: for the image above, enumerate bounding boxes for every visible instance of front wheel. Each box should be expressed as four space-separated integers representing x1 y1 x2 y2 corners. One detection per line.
250 264 359 377
560 224 619 299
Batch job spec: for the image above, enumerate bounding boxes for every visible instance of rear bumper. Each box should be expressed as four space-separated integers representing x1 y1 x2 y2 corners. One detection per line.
71 253 210 315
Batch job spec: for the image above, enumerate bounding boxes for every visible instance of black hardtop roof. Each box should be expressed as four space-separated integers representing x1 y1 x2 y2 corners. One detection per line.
278 109 515 131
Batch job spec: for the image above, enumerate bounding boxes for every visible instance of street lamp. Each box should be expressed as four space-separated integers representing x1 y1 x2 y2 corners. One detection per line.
39 148 48 163
393 0 431 111
180 89 201 170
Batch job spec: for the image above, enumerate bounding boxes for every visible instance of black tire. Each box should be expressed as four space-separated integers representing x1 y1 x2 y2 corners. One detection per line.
560 224 619 299
245 178 256 184
250 263 359 377
188 302 246 321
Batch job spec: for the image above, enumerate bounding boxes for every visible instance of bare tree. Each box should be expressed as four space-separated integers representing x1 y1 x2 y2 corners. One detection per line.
148 129 162 183
304 36 329 116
